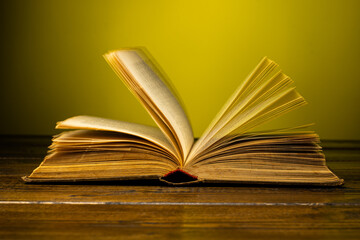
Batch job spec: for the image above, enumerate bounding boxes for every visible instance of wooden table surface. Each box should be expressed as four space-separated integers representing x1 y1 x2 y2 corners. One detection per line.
0 135 359 239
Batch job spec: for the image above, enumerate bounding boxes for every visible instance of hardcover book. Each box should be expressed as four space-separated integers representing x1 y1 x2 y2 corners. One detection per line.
23 48 343 186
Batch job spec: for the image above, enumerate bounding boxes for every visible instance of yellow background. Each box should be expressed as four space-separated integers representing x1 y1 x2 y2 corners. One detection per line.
1 0 359 139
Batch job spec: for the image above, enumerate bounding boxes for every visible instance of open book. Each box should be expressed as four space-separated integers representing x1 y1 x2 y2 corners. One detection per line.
23 48 343 186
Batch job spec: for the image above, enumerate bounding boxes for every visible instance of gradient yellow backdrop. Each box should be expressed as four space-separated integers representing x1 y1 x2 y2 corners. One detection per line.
0 0 359 139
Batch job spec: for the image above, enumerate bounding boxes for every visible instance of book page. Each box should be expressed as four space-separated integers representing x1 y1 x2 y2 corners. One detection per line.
51 129 177 163
27 150 172 182
104 49 194 162
187 57 306 164
185 134 343 186
56 115 178 160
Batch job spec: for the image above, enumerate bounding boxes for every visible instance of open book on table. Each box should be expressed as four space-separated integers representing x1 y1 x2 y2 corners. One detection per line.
23 48 343 186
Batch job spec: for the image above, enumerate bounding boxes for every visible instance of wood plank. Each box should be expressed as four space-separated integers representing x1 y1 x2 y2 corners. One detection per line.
1 136 360 239
1 204 360 240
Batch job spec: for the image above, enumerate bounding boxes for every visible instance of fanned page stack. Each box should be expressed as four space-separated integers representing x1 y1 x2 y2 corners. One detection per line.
24 48 343 186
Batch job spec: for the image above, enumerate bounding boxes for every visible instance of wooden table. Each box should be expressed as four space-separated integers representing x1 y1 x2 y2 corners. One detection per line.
1 136 359 239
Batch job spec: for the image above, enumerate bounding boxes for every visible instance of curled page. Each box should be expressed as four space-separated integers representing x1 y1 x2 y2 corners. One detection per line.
56 115 177 161
104 49 194 163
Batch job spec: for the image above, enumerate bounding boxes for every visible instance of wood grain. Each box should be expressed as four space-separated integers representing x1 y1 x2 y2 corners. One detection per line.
1 204 359 240
1 136 360 239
